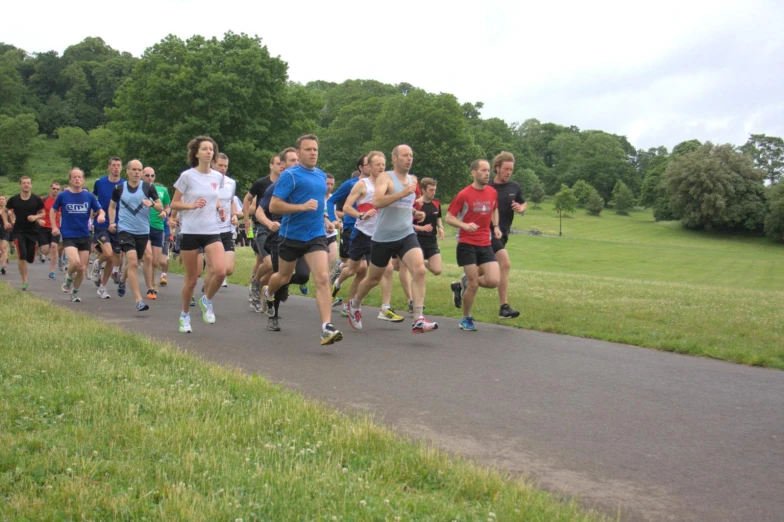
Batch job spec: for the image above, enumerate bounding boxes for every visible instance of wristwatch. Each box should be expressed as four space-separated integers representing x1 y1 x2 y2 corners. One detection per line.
358 212 365 220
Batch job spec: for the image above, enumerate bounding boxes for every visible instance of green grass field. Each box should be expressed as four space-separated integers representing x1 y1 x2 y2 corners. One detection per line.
197 200 783 370
0 285 602 521
0 137 73 198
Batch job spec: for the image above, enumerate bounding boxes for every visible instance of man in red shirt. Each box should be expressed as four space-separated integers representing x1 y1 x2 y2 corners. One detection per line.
39 182 63 279
445 159 502 331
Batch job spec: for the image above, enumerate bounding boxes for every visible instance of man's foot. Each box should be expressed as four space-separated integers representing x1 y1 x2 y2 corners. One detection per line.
450 281 462 308
112 272 120 284
340 303 349 317
250 299 262 313
178 313 192 333
71 290 81 303
91 261 102 285
260 286 274 317
331 283 340 299
329 260 342 286
40 255 46 263
412 316 439 334
267 316 281 331
21 282 28 291
221 278 228 288
159 274 168 287
347 301 362 330
248 281 255 302
87 259 96 280
136 300 149 312
499 304 520 319
62 277 73 293
320 323 343 345
146 288 157 300
378 308 404 323
299 284 309 295
408 300 414 315
199 295 216 324
97 286 111 299
0 267 5 275
332 297 343 307
190 296 196 307
117 281 126 297
459 316 478 331
48 272 56 280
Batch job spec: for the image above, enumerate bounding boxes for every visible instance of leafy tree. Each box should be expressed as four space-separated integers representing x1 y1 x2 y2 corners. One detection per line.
0 113 39 179
741 134 784 185
56 126 91 171
529 180 545 209
664 143 766 231
554 184 577 215
515 168 540 201
546 132 583 193
0 51 28 117
612 180 635 215
671 139 701 157
585 188 604 215
110 32 296 188
373 89 481 199
572 179 594 207
763 182 784 242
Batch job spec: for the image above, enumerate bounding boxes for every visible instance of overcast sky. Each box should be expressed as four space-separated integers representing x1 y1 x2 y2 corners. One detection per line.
5 0 783 151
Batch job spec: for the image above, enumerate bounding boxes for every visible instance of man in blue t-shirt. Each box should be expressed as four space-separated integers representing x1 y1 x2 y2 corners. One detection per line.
52 168 104 303
91 157 125 289
260 135 342 346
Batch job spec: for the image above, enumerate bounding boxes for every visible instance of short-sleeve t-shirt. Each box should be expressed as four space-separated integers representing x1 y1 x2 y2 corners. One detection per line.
415 199 441 238
248 176 274 224
173 168 224 235
93 176 124 228
149 185 171 231
488 179 525 234
447 185 498 247
217 175 237 233
272 165 328 242
41 196 61 229
53 189 102 239
7 194 44 234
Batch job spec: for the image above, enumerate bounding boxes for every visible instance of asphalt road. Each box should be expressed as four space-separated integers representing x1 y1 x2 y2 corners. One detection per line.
4 261 783 521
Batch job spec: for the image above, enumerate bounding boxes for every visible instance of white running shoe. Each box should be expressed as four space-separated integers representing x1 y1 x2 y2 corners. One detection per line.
97 286 111 299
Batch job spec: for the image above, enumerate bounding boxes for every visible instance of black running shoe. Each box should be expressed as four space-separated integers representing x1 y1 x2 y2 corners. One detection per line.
499 304 520 319
450 281 462 308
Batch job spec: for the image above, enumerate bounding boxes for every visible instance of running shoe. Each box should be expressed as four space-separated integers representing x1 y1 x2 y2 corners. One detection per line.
71 290 81 303
340 303 349 317
87 259 96 280
97 286 111 299
112 271 120 284
459 316 477 331
347 301 363 330
450 281 462 308
329 260 342 286
136 300 149 311
250 299 262 313
412 316 439 334
62 276 73 293
251 280 261 301
221 278 228 288
408 300 414 315
0 267 5 275
179 313 192 333
332 297 343 307
10 244 15 255
199 295 216 324
117 281 126 297
159 274 168 286
57 257 65 272
48 272 56 280
299 284 309 295
21 282 28 291
260 286 274 317
320 323 343 345
331 282 340 299
267 316 281 331
40 255 46 263
190 296 196 307
378 308 405 323
248 281 254 301
499 304 520 319
146 288 157 300
92 263 103 285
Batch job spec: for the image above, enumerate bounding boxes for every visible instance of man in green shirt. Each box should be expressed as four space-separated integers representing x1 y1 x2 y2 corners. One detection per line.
142 167 171 299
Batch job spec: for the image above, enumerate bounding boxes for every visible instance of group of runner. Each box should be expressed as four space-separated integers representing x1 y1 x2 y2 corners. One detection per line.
1 133 526 343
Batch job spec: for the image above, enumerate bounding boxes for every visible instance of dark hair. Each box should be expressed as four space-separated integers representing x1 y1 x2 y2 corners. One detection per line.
108 157 122 165
326 172 334 179
295 134 319 149
470 159 489 171
355 155 368 169
186 136 219 168
279 147 297 164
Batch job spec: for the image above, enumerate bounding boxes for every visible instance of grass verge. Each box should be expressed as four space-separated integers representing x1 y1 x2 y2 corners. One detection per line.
0 283 602 521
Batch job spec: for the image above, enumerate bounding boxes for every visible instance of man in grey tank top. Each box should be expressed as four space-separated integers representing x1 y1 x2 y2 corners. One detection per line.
346 144 438 334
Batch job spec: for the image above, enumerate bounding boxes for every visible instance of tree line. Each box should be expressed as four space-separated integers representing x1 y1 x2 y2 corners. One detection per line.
1 33 783 241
